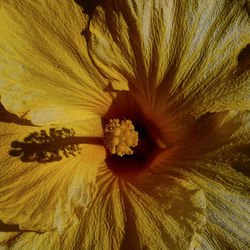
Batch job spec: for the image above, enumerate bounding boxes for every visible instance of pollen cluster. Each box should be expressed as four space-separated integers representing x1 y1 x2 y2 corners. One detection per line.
104 119 139 157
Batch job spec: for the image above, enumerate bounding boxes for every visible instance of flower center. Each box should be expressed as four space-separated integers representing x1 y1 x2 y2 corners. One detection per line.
104 119 139 157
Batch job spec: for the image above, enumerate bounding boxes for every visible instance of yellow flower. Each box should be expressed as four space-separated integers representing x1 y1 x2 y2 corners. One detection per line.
0 0 249 249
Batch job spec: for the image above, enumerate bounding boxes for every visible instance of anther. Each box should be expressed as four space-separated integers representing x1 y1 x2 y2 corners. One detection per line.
104 119 139 157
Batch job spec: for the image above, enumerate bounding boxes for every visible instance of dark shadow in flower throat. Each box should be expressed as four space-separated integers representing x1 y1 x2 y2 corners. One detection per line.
74 0 105 18
9 128 103 163
102 91 164 177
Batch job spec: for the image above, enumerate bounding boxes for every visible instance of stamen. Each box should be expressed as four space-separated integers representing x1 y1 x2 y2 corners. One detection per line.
104 119 139 157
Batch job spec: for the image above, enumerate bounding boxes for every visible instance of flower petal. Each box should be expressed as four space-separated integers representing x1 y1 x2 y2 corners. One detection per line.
0 169 126 250
0 224 79 249
76 167 126 249
156 0 250 115
87 0 249 112
189 165 250 249
0 0 111 125
0 117 105 232
76 165 206 249
189 70 250 118
87 0 172 93
122 172 207 249
185 111 250 248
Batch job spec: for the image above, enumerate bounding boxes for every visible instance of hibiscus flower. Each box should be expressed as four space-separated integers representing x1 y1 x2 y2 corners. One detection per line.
0 0 249 249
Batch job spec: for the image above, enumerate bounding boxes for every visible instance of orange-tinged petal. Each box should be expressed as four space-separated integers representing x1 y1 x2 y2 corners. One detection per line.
0 116 105 232
0 0 112 125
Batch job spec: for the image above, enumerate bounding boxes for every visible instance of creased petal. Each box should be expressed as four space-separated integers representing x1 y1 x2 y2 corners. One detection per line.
87 0 249 114
76 167 126 249
0 0 111 125
76 165 206 249
0 224 79 249
185 111 250 249
122 172 207 250
0 170 126 250
189 165 250 249
156 0 250 115
0 117 105 232
87 0 172 94
189 70 250 118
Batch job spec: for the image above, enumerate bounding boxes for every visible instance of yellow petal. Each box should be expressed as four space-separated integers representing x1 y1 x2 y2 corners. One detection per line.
78 168 126 249
189 70 250 118
75 166 206 249
184 111 250 248
0 223 79 249
0 0 111 125
189 166 250 249
156 0 250 115
88 0 172 94
167 110 249 160
122 172 206 249
87 0 249 112
0 116 105 232
1 168 126 250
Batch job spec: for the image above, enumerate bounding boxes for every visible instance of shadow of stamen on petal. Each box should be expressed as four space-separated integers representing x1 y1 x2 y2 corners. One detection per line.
9 128 103 163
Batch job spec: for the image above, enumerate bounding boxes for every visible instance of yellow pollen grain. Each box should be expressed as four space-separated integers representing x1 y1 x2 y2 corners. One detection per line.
113 128 121 136
126 137 133 145
117 144 126 153
104 119 139 157
112 137 120 146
